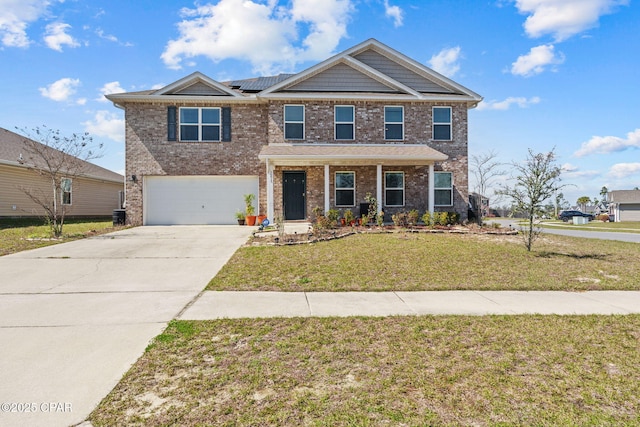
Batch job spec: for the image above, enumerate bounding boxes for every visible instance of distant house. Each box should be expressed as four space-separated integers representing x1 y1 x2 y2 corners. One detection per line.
0 128 124 218
106 38 482 225
607 190 640 222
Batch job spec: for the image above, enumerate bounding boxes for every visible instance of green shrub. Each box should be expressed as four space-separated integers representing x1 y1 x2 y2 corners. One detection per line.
421 211 433 227
343 209 354 225
446 212 460 225
408 209 420 225
392 212 409 227
326 209 340 227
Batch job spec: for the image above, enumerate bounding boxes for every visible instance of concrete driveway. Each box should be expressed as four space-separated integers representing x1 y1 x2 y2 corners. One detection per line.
0 226 250 427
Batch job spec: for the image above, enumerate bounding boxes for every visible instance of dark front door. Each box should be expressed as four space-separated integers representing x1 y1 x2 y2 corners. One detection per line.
283 171 306 220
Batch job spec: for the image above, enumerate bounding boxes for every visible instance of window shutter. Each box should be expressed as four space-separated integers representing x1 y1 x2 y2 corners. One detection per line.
167 106 177 141
222 107 231 142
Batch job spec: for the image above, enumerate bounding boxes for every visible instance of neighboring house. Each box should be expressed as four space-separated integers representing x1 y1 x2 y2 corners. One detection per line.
107 39 482 226
608 190 640 222
0 128 124 218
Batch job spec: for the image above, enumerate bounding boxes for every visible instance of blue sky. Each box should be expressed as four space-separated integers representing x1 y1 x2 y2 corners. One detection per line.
1 0 638 207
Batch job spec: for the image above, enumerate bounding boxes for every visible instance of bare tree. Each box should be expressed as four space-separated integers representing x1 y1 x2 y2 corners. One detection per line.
498 148 565 251
17 126 103 237
469 150 506 224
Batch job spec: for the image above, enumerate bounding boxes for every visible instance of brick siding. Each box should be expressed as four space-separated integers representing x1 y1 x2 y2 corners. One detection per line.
124 99 469 225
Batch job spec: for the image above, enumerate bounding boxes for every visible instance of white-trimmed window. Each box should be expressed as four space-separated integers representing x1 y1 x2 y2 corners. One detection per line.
179 107 220 142
434 172 453 206
335 171 355 206
335 105 354 140
61 178 72 205
385 171 404 207
384 106 403 140
284 105 304 140
433 106 451 141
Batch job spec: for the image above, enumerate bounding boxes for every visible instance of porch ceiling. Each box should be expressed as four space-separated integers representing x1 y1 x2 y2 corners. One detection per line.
258 143 448 166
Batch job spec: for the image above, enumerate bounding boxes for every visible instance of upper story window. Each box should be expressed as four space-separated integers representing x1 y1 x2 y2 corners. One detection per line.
180 107 220 142
384 171 404 207
335 171 355 207
61 178 72 205
335 106 354 140
434 172 453 206
384 106 404 140
433 106 451 141
284 105 304 140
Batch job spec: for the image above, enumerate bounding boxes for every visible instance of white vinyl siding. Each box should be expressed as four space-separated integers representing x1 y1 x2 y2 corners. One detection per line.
0 164 122 217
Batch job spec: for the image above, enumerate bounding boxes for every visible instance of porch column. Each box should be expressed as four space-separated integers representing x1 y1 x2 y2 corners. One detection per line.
324 164 330 213
266 160 274 221
376 164 383 215
428 163 435 214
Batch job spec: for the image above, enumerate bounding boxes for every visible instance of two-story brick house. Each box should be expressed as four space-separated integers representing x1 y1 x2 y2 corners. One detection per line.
107 39 481 225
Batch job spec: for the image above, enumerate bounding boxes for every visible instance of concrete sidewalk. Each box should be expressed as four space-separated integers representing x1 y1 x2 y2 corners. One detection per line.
180 290 640 319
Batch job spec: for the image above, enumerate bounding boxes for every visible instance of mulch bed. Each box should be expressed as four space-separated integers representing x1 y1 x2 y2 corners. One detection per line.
249 224 518 246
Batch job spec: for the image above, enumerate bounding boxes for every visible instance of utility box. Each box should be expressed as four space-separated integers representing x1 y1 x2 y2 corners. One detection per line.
573 216 588 225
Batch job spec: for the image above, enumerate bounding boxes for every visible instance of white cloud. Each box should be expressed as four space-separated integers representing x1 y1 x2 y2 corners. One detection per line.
428 46 461 78
39 77 81 101
477 96 541 111
95 28 133 47
383 0 403 28
574 128 640 157
608 163 640 179
511 44 564 76
83 110 124 142
0 0 51 48
96 81 125 102
514 0 629 41
161 0 353 74
44 22 79 51
562 163 578 172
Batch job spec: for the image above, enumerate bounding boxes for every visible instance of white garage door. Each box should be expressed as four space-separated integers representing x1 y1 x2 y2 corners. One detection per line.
621 204 640 222
144 175 259 225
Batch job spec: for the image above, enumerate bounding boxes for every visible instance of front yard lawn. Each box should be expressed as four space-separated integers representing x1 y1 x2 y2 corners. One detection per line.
90 315 640 426
0 218 121 256
208 233 640 291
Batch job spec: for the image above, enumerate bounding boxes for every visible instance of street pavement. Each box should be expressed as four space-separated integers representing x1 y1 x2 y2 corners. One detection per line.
0 226 251 427
488 218 640 243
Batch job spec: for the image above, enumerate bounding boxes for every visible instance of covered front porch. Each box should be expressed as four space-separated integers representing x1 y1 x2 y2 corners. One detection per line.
258 144 448 221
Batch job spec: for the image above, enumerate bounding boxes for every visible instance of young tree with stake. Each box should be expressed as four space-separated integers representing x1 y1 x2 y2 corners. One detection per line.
499 148 566 251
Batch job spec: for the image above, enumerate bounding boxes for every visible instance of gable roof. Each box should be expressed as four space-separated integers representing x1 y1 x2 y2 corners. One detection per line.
259 38 482 105
153 71 244 97
0 128 123 183
608 190 640 204
107 39 481 107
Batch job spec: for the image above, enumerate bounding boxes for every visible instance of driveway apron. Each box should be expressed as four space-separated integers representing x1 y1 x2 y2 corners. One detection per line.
0 226 250 427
